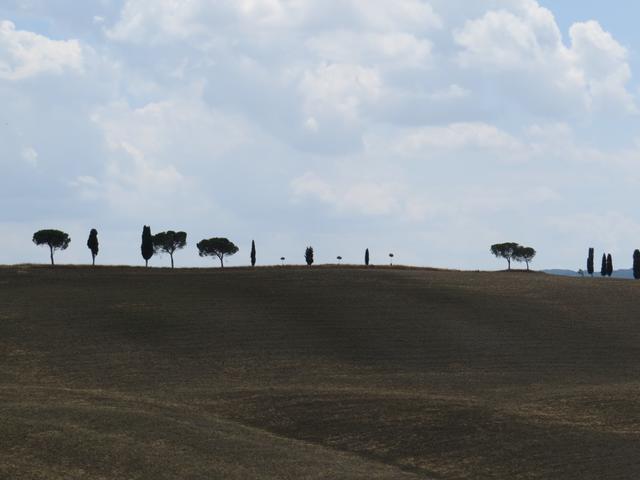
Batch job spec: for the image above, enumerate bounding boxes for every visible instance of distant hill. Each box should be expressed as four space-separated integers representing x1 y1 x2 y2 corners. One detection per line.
1 266 640 479
544 268 635 279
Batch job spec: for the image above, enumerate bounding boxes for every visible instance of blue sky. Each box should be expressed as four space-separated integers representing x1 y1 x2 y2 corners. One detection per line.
2 0 640 270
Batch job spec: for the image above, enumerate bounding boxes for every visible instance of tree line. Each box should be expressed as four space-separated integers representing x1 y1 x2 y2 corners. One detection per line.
586 248 640 279
31 227 384 268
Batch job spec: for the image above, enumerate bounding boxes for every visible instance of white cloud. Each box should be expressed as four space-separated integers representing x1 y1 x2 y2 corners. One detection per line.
20 146 38 167
453 2 635 113
0 20 83 80
398 123 522 152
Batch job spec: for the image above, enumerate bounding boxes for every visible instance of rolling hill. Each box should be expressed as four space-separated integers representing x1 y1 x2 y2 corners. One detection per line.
1 265 639 479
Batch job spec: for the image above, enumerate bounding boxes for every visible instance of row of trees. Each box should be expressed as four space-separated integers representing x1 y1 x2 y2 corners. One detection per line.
586 249 614 277
587 248 640 279
32 228 383 268
490 243 537 270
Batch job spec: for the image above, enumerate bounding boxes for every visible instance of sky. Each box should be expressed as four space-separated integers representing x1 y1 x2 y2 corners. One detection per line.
2 0 640 270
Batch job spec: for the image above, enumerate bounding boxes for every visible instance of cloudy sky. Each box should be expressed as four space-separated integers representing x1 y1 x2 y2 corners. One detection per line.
2 0 640 270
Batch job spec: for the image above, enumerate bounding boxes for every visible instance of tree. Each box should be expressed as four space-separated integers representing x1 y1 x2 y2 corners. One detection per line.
305 247 314 266
33 229 70 266
514 246 536 271
281 257 286 266
607 254 613 277
365 248 370 266
633 250 640 280
389 253 394 266
600 254 607 277
587 248 594 277
153 231 187 269
197 238 239 268
337 256 342 264
250 240 256 267
141 226 154 267
490 243 519 270
87 229 99 266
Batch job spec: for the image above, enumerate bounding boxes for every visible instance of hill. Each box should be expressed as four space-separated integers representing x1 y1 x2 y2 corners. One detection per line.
1 265 639 479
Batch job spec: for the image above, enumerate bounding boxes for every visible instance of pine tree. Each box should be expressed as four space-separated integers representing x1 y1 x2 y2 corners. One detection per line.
250 240 256 267
587 248 594 276
633 250 640 280
141 226 154 267
365 248 370 266
600 254 607 277
607 254 613 277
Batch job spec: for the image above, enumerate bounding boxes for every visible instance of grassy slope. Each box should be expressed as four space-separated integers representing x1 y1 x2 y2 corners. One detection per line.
1 265 639 479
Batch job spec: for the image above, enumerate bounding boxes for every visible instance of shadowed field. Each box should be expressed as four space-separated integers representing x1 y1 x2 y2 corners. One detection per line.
1 265 639 479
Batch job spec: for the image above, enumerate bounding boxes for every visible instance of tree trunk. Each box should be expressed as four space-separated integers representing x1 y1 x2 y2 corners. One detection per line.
92 255 96 266
526 260 529 271
145 259 148 268
170 254 174 269
49 246 54 266
219 256 224 268
507 258 511 270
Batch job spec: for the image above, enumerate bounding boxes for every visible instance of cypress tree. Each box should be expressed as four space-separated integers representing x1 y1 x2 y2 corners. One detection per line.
600 254 607 277
141 226 154 267
633 250 640 280
87 229 99 266
250 240 256 267
305 246 314 266
365 248 370 266
607 254 613 277
587 248 594 276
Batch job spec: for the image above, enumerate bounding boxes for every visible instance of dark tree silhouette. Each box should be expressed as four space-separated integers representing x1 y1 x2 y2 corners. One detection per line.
33 229 70 266
600 254 607 277
337 256 342 264
197 238 239 268
281 257 286 266
587 248 594 276
305 247 314 266
141 226 154 267
389 253 394 266
490 243 519 270
633 250 640 280
153 231 187 268
250 240 256 267
365 248 370 266
87 229 99 266
514 246 536 271
607 254 613 277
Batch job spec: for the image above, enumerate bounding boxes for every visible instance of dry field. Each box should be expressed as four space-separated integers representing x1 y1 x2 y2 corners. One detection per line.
1 265 639 479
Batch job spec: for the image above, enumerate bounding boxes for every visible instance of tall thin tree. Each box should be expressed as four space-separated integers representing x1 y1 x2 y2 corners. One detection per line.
251 240 256 267
87 229 99 266
365 248 370 266
600 254 607 277
141 226 154 267
305 246 314 266
587 248 594 277
606 254 613 277
633 250 640 280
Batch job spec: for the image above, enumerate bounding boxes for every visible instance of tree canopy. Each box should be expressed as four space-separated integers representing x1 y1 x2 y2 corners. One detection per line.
490 243 519 270
365 248 370 266
514 246 536 271
153 231 187 268
33 229 71 266
197 238 239 268
87 229 99 266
